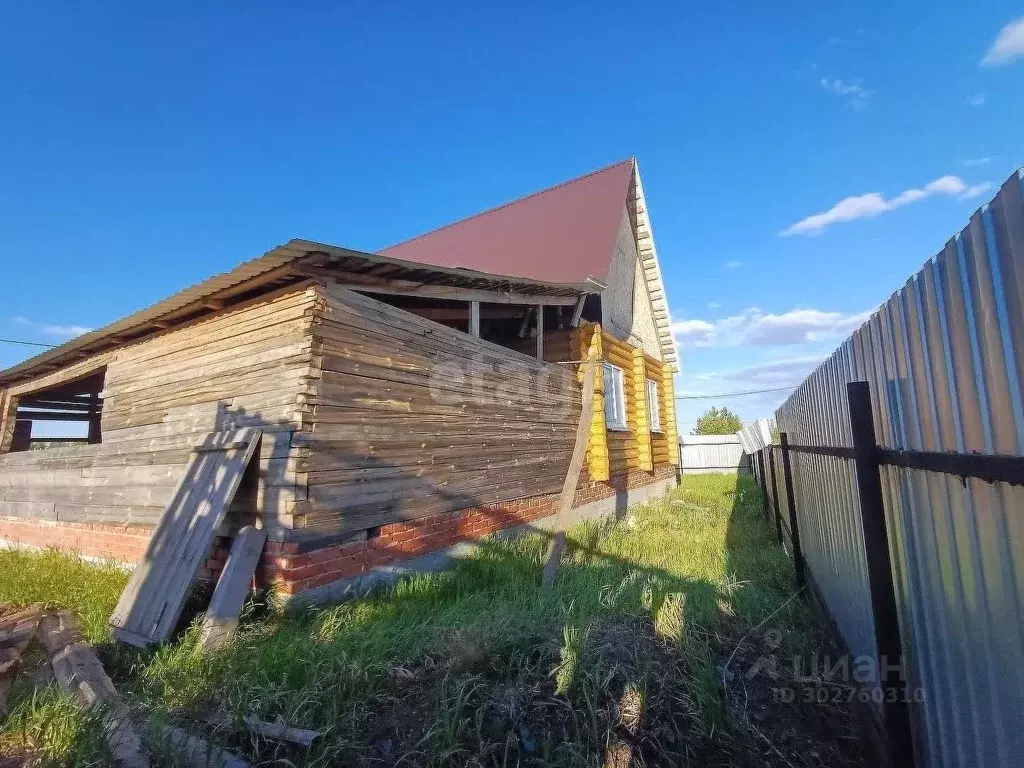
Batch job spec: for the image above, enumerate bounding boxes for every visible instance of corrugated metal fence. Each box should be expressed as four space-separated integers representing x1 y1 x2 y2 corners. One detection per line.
754 169 1024 768
678 434 748 473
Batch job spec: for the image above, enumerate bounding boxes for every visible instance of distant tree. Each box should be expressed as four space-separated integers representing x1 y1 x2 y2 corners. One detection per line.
692 406 743 436
769 419 780 443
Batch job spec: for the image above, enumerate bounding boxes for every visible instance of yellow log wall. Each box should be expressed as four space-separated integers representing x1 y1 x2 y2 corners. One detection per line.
572 323 609 482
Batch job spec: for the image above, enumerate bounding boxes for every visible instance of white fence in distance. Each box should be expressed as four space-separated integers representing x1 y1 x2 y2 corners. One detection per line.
678 434 748 473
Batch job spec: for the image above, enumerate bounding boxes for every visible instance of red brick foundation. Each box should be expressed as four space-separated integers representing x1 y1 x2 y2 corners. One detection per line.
262 465 677 595
0 466 677 595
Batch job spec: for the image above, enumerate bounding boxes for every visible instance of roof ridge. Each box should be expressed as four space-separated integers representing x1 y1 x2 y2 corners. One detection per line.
381 157 635 252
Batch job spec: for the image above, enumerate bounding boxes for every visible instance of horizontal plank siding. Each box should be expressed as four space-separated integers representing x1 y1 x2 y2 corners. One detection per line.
0 287 320 535
299 284 581 534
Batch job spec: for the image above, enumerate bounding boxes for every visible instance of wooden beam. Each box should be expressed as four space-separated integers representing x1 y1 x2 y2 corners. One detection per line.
468 301 480 338
518 308 534 338
198 526 266 651
348 282 578 306
293 265 581 306
541 348 598 585
570 295 587 327
13 410 93 421
405 306 525 322
536 305 544 360
87 393 102 444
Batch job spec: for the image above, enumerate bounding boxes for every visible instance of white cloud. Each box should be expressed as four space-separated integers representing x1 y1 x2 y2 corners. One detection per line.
689 355 826 389
41 324 93 338
820 77 872 108
961 157 993 167
779 175 981 236
707 301 721 310
981 17 1024 67
672 319 717 346
676 355 826 419
958 181 995 200
671 306 873 348
723 260 743 269
8 317 92 339
967 92 986 107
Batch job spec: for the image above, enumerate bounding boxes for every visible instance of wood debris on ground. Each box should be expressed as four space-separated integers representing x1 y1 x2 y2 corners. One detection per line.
36 611 150 767
203 710 320 747
0 604 43 715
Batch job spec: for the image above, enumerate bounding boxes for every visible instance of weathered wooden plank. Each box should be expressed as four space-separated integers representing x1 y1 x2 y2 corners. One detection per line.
543 352 598 584
197 526 266 651
203 711 319 747
110 430 262 646
38 612 149 768
155 725 250 768
0 604 43 677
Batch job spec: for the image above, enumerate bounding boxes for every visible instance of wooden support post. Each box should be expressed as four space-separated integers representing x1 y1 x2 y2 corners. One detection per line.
755 450 768 517
87 393 102 444
468 301 480 338
11 420 31 452
541 347 598 586
779 432 805 590
847 381 914 768
570 295 586 327
535 305 544 360
518 308 533 338
767 446 783 543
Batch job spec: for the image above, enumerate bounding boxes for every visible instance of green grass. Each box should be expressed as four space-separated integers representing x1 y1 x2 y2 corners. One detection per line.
0 548 128 644
0 474 861 767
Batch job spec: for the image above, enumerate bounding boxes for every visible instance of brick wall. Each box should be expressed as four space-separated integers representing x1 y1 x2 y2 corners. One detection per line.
0 466 677 595
263 465 677 595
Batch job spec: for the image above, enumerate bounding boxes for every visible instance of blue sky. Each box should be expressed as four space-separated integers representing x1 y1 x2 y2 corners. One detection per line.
1 3 1022 435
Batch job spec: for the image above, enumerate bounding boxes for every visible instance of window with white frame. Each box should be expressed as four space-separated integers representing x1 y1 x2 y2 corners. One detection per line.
646 378 662 432
603 363 627 430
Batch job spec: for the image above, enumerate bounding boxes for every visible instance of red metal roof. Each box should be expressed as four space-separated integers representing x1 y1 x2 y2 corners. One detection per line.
380 159 635 285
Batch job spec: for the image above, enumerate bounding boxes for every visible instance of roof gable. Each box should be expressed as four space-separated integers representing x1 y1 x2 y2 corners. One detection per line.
380 159 636 285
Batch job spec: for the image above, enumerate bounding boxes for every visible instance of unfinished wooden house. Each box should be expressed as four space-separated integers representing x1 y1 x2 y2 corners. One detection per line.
0 158 679 603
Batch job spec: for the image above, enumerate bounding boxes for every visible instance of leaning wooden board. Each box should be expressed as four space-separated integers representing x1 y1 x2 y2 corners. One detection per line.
110 429 262 647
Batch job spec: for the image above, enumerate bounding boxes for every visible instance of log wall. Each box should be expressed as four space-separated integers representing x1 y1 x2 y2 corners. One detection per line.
295 284 582 536
0 285 320 534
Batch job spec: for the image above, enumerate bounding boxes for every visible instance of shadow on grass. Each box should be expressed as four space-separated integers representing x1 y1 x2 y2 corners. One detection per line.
1 473 867 768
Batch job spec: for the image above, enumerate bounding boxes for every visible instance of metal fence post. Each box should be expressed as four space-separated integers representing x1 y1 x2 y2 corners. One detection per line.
755 449 768 519
847 381 915 768
767 446 783 543
778 432 805 591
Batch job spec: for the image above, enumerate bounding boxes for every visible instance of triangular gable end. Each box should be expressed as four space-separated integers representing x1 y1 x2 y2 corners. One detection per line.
380 160 635 286
629 164 677 368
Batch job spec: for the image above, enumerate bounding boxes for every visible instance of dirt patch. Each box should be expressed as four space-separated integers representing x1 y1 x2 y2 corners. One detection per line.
717 619 867 768
255 615 869 767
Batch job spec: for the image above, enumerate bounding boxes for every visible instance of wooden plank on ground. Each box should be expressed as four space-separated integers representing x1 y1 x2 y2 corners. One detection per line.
0 604 43 677
38 612 149 768
155 725 250 768
197 526 266 651
109 429 262 647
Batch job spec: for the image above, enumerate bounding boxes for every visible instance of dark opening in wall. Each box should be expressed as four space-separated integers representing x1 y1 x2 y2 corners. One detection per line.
9 368 107 452
366 525 382 541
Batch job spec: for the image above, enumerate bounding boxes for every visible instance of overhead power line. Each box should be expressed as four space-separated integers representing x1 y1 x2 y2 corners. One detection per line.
675 385 798 401
0 338 58 349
